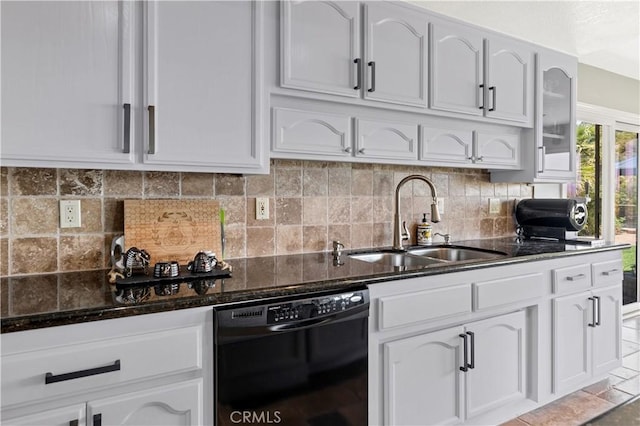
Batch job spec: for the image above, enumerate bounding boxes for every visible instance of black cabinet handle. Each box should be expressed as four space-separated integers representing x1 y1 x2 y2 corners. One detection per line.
69 420 79 426
459 333 468 372
489 86 496 111
467 331 475 369
594 296 601 326
123 103 131 154
45 360 121 384
354 58 362 90
93 413 102 426
588 297 597 327
148 105 156 154
368 61 376 92
479 84 485 110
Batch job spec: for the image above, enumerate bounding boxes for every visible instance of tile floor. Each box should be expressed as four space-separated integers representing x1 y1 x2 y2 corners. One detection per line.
503 315 640 426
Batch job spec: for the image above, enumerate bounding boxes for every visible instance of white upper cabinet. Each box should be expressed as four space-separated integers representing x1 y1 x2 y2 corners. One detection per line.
485 36 534 124
363 2 428 107
429 16 533 126
281 1 360 97
0 1 135 168
491 48 577 183
280 1 427 107
143 1 266 173
429 20 484 117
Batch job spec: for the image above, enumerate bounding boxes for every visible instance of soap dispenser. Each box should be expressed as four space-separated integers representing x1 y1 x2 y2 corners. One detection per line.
416 213 432 245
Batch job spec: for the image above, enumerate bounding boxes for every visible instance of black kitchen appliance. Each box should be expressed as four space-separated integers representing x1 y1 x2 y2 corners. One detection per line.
515 198 595 243
213 288 369 426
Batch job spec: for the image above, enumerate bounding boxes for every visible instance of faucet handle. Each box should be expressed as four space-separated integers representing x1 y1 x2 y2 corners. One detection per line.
401 221 409 241
434 232 451 244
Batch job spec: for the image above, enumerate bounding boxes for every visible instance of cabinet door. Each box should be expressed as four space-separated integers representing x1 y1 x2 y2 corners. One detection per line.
363 2 427 107
144 1 266 173
465 310 526 419
537 50 577 180
553 292 591 393
429 19 484 116
272 108 352 158
384 326 465 425
592 285 623 376
355 119 417 161
1 1 134 167
475 132 521 168
485 37 533 124
3 404 86 426
281 1 360 97
87 379 202 426
420 127 474 165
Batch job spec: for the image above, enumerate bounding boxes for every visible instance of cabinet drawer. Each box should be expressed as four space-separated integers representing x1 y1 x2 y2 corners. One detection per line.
473 273 544 310
378 284 471 330
553 264 591 294
592 260 623 287
1 325 202 407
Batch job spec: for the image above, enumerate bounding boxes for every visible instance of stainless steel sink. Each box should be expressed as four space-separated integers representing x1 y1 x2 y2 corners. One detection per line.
348 251 445 268
407 246 507 261
348 245 507 268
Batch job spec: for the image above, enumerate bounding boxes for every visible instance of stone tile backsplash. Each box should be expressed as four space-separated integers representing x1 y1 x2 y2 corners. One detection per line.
0 160 530 276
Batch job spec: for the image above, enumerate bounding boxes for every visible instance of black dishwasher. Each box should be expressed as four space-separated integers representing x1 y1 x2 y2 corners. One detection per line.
213 288 369 426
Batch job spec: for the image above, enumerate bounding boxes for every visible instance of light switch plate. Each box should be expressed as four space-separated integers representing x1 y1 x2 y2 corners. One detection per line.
489 198 501 215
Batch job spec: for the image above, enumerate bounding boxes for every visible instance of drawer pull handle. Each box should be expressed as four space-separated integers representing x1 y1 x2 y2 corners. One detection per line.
123 103 131 154
45 360 121 384
588 297 597 327
602 269 620 276
354 58 362 90
459 333 469 372
566 273 585 281
93 413 102 426
467 331 475 369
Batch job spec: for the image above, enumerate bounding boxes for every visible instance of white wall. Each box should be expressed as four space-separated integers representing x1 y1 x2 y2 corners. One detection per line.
578 64 640 115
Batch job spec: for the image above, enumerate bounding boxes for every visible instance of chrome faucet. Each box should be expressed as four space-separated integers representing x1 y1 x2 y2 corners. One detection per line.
393 175 441 250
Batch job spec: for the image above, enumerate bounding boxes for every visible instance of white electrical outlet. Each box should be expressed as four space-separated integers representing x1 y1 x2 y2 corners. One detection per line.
437 198 445 215
60 200 82 228
489 198 501 215
256 197 269 220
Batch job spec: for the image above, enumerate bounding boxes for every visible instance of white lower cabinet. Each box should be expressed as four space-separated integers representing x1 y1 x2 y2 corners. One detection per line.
1 309 210 426
553 284 622 394
4 380 202 426
87 379 202 426
384 310 526 425
3 404 86 426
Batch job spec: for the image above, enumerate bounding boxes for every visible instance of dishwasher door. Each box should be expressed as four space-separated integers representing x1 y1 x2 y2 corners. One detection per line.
214 289 369 426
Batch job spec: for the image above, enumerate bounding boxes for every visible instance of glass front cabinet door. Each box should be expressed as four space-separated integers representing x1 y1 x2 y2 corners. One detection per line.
537 49 577 181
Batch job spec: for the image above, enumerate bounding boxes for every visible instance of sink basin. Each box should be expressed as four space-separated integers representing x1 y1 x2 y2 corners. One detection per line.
348 245 507 268
407 246 507 261
349 251 445 268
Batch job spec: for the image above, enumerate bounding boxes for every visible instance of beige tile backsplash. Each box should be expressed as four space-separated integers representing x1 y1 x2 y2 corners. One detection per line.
0 160 530 276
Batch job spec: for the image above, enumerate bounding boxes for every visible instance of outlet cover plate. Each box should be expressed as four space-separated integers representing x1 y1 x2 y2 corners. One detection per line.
489 198 501 215
256 197 269 220
60 200 82 228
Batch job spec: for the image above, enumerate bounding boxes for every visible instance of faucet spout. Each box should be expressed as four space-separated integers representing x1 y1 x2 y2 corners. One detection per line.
393 174 441 250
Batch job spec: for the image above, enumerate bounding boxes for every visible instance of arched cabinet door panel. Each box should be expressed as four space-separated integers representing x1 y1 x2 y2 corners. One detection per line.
420 127 474 165
429 19 484 116
272 108 352 158
355 119 418 161
281 1 360 97
364 2 428 107
476 132 521 169
87 379 202 426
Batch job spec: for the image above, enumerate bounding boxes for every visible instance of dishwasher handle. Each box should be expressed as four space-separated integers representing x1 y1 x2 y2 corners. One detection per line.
216 303 369 343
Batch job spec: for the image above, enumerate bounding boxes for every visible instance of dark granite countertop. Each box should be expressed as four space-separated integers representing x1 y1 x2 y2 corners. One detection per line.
1 237 629 333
